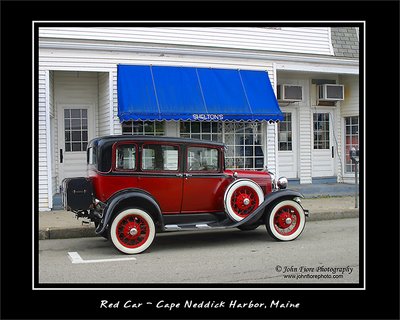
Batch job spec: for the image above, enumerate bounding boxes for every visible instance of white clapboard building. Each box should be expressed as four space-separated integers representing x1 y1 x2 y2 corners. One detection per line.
38 26 360 211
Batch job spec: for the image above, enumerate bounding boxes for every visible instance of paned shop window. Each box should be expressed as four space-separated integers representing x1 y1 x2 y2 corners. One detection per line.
224 122 264 170
180 121 223 142
345 116 359 173
278 113 292 151
64 108 88 152
122 121 165 135
179 121 264 170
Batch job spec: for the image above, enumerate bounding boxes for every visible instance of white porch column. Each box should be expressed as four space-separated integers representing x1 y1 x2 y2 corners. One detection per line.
39 68 52 210
299 108 312 184
111 68 122 135
266 122 279 178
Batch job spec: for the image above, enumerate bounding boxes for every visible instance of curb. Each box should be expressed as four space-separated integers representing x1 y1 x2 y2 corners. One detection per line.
307 209 359 221
38 210 359 240
39 227 96 240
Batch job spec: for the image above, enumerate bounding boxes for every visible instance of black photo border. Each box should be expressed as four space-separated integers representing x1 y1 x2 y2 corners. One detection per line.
1 1 399 319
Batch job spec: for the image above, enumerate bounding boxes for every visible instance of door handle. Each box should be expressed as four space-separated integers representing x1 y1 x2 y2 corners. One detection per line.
176 173 183 177
60 149 63 163
184 173 192 177
331 146 334 158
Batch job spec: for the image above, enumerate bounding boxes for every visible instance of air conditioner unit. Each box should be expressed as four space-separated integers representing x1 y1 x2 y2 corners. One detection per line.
277 84 303 102
318 84 344 101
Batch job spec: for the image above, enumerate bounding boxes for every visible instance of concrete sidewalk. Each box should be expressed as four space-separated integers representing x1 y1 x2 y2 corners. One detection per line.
38 196 359 240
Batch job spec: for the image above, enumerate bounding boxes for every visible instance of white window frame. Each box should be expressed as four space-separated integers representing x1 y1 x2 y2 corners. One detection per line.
278 112 293 151
313 113 331 150
179 121 266 171
343 115 359 176
63 108 89 152
179 121 223 142
122 120 165 136
224 122 264 170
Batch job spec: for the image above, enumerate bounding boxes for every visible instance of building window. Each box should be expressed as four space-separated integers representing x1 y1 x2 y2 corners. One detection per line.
180 121 223 142
345 116 359 173
122 121 165 135
224 122 264 170
64 108 88 152
179 121 264 170
278 113 292 151
313 113 330 149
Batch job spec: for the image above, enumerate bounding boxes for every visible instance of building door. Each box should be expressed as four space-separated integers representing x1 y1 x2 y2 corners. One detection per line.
278 111 298 179
58 105 95 184
312 111 335 177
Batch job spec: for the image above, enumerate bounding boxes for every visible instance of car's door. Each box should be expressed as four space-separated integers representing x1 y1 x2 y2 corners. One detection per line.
137 142 184 214
180 145 231 213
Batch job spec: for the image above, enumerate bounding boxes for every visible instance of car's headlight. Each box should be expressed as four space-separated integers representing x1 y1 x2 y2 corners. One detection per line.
277 177 288 189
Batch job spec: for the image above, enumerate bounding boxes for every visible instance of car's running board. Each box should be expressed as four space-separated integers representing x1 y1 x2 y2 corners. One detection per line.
164 218 237 232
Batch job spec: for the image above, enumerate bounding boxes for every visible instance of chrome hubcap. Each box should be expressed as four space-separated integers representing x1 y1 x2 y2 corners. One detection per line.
129 228 138 236
285 217 292 225
243 198 250 206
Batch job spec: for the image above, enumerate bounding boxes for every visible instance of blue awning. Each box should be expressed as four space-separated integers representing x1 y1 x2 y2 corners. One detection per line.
117 65 283 122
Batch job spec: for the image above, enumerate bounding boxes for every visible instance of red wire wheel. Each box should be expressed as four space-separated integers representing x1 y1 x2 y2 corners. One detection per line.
230 186 260 218
116 215 150 249
224 179 264 221
266 200 306 241
273 205 301 236
110 209 155 254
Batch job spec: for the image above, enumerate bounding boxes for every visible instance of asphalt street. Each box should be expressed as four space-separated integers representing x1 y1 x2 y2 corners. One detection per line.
38 218 360 284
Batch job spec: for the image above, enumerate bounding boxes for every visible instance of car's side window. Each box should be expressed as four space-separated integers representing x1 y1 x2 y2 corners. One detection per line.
142 144 179 171
187 147 219 172
115 144 136 170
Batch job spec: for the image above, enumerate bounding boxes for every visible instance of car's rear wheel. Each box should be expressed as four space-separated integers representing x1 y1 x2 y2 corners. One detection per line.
224 179 264 222
265 200 306 241
109 208 155 254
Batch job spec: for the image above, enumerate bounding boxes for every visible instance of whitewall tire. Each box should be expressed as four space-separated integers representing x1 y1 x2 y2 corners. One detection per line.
224 179 264 222
109 208 156 254
266 200 306 241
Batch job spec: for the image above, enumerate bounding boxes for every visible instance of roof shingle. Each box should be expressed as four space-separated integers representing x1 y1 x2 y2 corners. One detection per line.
331 27 359 58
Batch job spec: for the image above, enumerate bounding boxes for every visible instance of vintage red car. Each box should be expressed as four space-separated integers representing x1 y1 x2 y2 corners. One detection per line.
62 136 308 254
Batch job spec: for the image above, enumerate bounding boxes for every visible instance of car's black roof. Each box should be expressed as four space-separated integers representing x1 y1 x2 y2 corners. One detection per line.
89 135 225 148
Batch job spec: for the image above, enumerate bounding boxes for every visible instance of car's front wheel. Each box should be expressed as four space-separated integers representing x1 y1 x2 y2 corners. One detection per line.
109 208 155 254
224 179 264 222
265 200 306 241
